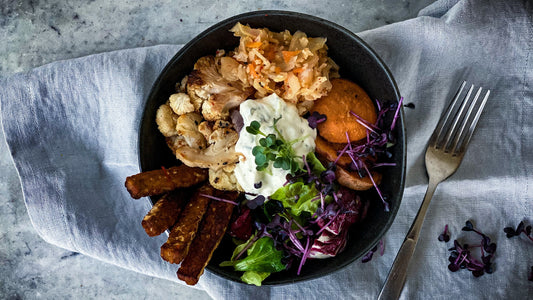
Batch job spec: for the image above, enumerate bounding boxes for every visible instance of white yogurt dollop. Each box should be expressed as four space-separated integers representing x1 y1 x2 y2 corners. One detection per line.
234 94 316 198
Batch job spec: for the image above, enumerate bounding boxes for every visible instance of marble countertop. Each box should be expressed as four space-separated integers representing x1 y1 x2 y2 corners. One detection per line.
0 0 434 298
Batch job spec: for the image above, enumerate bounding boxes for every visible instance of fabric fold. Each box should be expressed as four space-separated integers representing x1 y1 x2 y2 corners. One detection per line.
1 0 532 299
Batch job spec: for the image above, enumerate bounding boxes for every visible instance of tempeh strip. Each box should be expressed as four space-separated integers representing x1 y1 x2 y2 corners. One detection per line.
160 184 213 264
141 190 189 237
125 165 207 199
177 191 239 285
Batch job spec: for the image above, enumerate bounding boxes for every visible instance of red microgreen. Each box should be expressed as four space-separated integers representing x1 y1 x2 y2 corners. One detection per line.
246 195 266 209
503 221 533 282
223 96 401 283
404 102 415 109
297 236 311 275
504 221 533 243
390 96 404 131
447 220 496 277
361 239 385 263
342 96 403 212
334 143 350 165
363 163 389 212
350 112 378 134
307 111 327 129
438 224 450 242
199 193 239 206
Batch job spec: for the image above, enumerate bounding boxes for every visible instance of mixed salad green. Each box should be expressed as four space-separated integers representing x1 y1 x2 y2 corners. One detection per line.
221 98 401 285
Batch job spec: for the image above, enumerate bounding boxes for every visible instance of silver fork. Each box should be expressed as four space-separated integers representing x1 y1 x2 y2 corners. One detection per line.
377 81 490 300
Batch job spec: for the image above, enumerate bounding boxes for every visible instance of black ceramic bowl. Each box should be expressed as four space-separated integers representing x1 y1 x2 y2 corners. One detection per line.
140 10 405 285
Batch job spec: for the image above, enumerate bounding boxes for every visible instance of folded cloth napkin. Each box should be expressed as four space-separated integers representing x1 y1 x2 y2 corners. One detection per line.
1 0 532 299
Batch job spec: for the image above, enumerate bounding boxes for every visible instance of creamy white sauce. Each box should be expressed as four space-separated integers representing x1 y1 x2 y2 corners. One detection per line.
234 94 316 198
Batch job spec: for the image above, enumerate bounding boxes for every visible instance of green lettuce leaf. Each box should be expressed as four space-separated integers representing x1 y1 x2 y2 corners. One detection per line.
241 271 271 286
268 152 329 217
270 182 321 217
306 152 326 175
220 237 285 273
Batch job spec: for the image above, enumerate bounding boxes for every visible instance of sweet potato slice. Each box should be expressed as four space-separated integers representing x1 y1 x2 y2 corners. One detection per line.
125 165 207 199
310 78 377 143
141 190 189 237
160 184 213 264
177 190 239 285
314 136 352 167
335 165 382 191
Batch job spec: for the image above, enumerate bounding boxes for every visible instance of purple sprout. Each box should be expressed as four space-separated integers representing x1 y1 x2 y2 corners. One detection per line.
404 102 415 109
447 220 496 277
344 97 404 212
361 246 376 263
361 240 385 263
438 224 451 242
199 193 239 206
307 111 327 129
246 195 265 209
320 169 336 184
503 221 533 282
227 97 403 278
504 221 533 242
379 239 385 256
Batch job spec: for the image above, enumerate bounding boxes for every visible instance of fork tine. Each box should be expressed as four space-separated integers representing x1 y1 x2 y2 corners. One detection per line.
450 86 483 153
429 81 467 147
442 84 475 151
456 89 490 153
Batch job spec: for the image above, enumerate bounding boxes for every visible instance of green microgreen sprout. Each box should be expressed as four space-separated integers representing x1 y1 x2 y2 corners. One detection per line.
245 118 304 174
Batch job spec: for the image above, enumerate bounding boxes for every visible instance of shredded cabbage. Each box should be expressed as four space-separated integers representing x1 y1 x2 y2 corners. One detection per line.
229 22 339 106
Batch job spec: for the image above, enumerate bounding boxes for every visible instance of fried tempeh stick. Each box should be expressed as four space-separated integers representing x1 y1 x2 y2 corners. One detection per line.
125 165 207 199
141 190 189 237
160 184 213 264
177 191 239 285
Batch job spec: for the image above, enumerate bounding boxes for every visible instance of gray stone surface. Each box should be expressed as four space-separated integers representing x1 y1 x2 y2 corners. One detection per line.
0 0 434 299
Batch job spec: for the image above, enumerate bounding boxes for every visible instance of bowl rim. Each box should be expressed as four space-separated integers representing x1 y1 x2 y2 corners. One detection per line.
139 9 406 286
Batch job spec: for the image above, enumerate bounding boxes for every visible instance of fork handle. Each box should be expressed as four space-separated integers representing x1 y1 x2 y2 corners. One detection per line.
377 178 439 300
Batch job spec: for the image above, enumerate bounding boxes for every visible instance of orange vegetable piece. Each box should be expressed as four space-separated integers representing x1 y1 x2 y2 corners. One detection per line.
282 50 300 63
310 78 377 143
248 63 259 78
335 165 381 191
314 136 352 167
292 67 304 74
246 41 263 48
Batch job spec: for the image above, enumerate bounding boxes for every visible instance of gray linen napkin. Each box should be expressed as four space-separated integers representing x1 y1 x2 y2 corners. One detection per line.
1 0 532 299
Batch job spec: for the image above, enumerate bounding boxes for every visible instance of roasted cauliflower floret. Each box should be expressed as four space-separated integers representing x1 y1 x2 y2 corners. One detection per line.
169 93 195 115
213 120 232 130
207 127 238 148
219 56 248 83
175 112 206 150
209 167 243 192
167 126 240 170
156 104 179 137
175 75 188 93
187 56 254 121
197 121 213 141
172 144 240 170
166 135 188 150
